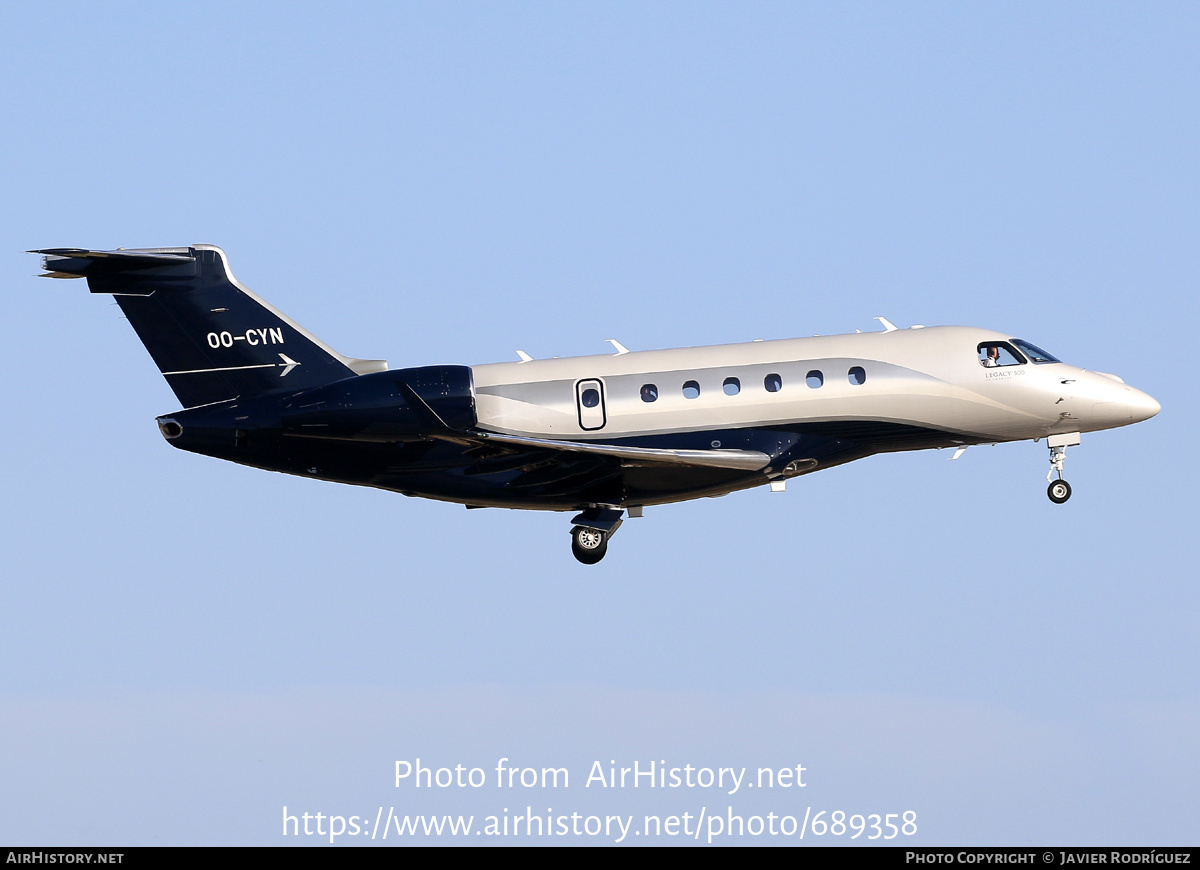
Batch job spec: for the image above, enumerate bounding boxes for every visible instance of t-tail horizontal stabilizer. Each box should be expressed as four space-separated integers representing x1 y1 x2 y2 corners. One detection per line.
32 245 387 408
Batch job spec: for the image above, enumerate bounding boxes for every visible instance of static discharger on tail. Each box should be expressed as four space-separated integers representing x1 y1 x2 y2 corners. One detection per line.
34 245 1160 564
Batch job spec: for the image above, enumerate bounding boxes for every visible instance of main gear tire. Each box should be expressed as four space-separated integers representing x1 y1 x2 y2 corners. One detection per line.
571 526 608 564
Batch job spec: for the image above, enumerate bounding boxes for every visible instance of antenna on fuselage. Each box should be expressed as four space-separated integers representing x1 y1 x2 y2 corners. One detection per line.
875 317 899 332
607 339 630 355
515 350 533 362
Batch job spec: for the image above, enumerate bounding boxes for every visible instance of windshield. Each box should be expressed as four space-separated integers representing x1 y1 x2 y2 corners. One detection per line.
978 342 1026 367
1011 339 1061 363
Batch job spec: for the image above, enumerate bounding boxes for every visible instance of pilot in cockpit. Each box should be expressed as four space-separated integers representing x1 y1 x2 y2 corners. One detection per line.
980 346 1000 367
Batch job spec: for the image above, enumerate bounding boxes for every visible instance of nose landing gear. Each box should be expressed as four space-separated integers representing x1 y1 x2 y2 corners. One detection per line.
1044 432 1080 504
1047 478 1072 504
569 507 625 564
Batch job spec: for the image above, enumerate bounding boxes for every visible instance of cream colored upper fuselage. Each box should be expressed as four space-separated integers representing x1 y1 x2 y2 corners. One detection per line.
471 326 1157 444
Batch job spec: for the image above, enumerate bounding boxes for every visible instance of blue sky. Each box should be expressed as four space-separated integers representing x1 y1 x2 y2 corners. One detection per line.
1 1 1196 845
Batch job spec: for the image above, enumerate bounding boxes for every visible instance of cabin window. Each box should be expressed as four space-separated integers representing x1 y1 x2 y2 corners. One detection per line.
723 377 740 396
848 366 866 385
1011 339 1060 363
575 378 606 431
764 373 782 393
806 370 824 389
640 384 658 403
682 380 701 399
977 342 1026 367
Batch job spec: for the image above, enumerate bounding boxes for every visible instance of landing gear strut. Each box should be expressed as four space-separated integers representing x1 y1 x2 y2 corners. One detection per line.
569 507 624 564
1045 433 1080 504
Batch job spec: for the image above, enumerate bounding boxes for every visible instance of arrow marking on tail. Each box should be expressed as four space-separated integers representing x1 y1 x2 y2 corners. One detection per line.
163 363 275 376
278 354 300 377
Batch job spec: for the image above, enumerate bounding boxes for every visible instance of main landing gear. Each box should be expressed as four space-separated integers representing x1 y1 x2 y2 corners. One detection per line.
571 526 608 564
1045 432 1080 504
569 507 625 564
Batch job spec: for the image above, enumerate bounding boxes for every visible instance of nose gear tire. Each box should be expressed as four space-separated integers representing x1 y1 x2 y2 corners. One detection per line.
1047 479 1072 504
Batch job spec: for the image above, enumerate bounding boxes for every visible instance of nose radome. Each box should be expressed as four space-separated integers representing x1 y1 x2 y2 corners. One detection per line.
1128 388 1161 424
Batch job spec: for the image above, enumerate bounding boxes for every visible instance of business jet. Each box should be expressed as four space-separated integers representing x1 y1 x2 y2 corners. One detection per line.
34 245 1160 564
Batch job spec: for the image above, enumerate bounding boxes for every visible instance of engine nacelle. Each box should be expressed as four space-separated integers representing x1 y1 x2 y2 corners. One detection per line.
278 365 476 441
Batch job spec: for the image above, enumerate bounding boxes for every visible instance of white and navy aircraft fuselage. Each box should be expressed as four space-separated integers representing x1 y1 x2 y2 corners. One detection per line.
36 245 1160 563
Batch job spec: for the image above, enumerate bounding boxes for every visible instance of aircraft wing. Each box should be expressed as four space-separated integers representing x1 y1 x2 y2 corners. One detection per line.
468 431 772 472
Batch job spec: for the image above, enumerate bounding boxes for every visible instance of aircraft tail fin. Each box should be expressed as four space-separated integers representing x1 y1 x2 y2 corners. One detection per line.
33 245 387 408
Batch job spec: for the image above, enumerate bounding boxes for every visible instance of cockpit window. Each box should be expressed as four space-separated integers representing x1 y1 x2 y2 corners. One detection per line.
1011 339 1060 364
977 342 1026 367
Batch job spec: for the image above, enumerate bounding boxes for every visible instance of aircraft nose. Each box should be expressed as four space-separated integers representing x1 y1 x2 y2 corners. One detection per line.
1128 388 1161 424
